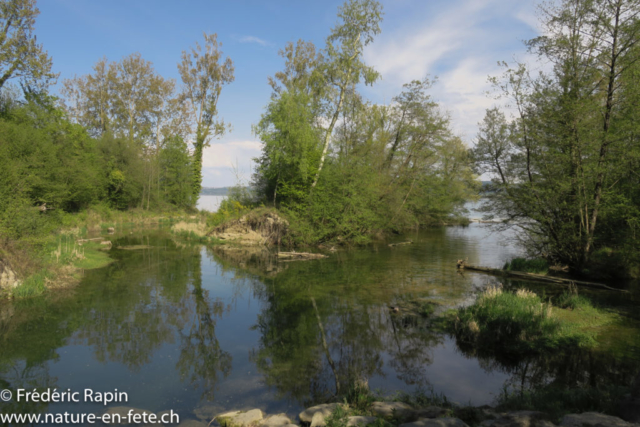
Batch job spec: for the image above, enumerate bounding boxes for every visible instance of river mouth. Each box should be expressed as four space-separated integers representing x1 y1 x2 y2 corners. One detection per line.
1 224 639 421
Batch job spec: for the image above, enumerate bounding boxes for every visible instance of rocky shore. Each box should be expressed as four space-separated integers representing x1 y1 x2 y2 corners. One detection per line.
103 400 640 427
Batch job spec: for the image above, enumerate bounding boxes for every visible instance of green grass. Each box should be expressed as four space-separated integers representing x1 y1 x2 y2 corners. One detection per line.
325 405 350 427
12 270 49 298
503 257 549 274
451 286 597 355
73 241 113 269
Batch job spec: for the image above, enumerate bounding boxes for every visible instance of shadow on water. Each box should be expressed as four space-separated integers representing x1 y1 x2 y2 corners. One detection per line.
0 225 639 421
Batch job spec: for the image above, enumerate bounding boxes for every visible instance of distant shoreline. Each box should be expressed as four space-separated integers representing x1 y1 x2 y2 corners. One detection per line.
200 187 229 196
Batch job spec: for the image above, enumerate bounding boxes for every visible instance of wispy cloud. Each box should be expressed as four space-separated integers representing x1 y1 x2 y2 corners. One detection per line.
364 0 538 141
238 35 272 47
201 139 263 186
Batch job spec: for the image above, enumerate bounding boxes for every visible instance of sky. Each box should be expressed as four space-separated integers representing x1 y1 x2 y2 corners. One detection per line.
34 0 541 187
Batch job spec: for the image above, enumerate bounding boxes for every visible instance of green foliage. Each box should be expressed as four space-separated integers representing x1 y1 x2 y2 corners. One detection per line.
12 270 48 298
452 286 596 356
160 135 194 208
325 405 350 427
475 0 640 276
554 292 592 311
253 89 321 206
206 198 251 229
503 258 548 274
0 0 57 91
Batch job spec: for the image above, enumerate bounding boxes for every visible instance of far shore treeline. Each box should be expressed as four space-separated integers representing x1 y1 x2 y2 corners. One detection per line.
1 0 640 281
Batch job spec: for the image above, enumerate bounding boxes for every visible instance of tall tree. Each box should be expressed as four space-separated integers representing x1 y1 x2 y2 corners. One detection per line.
0 0 57 90
476 0 640 273
178 33 234 201
310 0 383 189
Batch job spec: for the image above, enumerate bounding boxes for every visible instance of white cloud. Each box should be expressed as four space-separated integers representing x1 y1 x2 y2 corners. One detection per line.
202 139 263 169
238 35 271 47
201 139 263 187
363 0 540 144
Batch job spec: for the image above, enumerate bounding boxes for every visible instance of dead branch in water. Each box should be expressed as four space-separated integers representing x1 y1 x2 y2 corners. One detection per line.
278 252 328 261
459 263 628 293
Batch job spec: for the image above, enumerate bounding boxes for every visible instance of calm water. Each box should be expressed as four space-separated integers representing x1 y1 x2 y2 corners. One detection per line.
197 195 226 212
1 224 639 424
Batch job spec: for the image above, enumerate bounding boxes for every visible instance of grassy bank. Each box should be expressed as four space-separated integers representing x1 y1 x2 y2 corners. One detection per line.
0 204 201 300
449 285 617 356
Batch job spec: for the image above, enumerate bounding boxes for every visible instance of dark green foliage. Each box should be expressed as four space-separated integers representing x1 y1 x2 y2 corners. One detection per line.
160 136 194 209
325 405 350 427
475 1 640 276
554 292 592 311
503 258 548 274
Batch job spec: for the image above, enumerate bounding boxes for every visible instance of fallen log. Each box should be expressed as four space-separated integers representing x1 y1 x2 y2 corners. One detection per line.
278 252 327 261
77 237 104 244
388 241 413 247
460 264 628 293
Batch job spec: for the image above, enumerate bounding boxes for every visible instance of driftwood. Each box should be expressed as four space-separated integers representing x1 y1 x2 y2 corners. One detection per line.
277 252 327 261
77 237 104 244
460 263 628 293
388 241 413 248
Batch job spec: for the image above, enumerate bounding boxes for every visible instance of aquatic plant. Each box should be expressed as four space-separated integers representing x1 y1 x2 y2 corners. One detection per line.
452 285 596 355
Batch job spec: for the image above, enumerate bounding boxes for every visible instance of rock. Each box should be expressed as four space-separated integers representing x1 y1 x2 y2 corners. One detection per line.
299 403 344 423
311 411 330 427
101 240 112 248
217 409 264 427
103 407 155 425
261 414 293 427
399 418 469 427
413 408 449 419
0 259 21 290
371 402 415 422
560 412 639 427
178 420 207 427
347 416 380 426
478 411 555 427
107 227 115 233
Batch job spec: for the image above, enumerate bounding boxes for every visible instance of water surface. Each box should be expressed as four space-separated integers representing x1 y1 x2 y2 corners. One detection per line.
1 224 638 423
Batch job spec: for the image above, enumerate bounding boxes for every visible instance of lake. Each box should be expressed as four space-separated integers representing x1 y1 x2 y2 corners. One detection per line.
197 195 226 212
1 223 639 424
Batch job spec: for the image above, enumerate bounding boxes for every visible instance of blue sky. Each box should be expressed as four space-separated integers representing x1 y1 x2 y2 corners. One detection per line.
34 0 540 187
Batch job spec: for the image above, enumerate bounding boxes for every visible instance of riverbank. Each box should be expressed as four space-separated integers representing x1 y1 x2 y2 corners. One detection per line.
0 206 203 299
96 387 640 427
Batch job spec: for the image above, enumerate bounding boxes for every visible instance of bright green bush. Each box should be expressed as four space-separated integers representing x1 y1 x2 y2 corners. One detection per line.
452 286 595 355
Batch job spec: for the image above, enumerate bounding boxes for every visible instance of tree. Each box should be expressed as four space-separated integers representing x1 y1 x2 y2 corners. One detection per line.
310 0 383 189
476 0 640 274
178 33 234 202
0 0 57 91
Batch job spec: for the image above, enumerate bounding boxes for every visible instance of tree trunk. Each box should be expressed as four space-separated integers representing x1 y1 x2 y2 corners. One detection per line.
311 85 346 189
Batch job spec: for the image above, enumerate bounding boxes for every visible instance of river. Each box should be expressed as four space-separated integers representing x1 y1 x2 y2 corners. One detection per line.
0 221 639 423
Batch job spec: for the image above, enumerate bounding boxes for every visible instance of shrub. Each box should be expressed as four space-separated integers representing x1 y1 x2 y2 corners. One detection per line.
452 286 595 355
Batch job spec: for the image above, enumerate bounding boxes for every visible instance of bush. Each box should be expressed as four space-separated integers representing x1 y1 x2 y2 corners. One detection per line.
452 286 595 355
503 257 549 274
555 292 592 311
